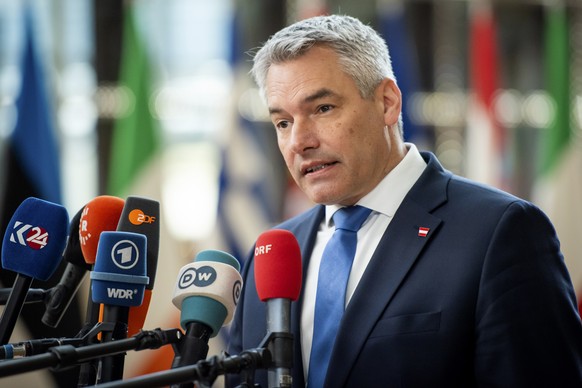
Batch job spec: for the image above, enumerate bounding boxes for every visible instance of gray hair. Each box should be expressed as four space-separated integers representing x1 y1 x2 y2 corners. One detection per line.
251 14 397 99
251 14 403 135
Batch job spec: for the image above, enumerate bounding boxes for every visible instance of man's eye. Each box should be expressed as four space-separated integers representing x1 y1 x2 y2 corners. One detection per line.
275 120 290 129
318 105 333 113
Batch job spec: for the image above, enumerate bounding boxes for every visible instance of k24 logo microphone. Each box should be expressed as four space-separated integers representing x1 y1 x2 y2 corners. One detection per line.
9 221 49 250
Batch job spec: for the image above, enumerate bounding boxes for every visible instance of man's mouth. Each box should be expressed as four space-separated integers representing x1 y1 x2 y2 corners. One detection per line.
305 162 337 174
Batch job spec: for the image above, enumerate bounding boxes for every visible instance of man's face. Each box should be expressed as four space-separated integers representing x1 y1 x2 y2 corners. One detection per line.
265 46 404 206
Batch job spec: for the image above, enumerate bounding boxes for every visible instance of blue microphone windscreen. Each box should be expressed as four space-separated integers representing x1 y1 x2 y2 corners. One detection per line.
90 231 148 307
1 197 69 281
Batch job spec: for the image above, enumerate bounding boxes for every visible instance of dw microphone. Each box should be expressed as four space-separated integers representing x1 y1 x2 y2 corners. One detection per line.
171 249 242 380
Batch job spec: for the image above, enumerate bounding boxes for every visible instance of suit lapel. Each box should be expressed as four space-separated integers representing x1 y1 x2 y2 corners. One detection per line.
326 152 450 387
285 205 325 387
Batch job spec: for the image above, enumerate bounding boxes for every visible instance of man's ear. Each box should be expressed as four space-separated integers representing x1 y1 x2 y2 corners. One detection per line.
381 78 402 126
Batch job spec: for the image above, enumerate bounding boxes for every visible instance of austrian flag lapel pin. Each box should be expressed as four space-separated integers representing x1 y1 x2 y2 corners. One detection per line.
418 227 430 237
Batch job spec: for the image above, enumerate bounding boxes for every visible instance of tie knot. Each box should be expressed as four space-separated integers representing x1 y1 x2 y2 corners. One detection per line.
333 206 372 232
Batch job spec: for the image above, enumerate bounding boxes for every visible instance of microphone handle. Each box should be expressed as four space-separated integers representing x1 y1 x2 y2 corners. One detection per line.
170 322 211 388
77 283 101 386
98 305 130 383
266 298 293 388
42 262 87 327
0 275 33 344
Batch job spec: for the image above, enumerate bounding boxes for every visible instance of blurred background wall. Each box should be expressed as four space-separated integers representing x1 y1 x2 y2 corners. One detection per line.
0 0 581 386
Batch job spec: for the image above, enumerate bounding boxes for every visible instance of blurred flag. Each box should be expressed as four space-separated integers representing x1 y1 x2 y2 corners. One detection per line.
533 5 582 316
106 4 175 378
107 5 160 197
465 2 507 190
0 7 81 387
378 0 427 144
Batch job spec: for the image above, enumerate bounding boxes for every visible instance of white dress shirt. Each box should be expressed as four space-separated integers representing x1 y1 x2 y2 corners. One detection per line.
300 143 427 378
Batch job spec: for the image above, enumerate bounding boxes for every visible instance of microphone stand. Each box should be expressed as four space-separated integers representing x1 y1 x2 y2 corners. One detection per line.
0 328 181 378
0 288 49 305
0 275 33 344
92 347 271 388
77 287 101 386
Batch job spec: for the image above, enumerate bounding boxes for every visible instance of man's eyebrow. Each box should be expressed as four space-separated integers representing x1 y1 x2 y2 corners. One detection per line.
268 88 338 115
304 88 337 103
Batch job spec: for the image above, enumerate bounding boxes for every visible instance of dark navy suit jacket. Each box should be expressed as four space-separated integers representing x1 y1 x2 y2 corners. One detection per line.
227 152 582 387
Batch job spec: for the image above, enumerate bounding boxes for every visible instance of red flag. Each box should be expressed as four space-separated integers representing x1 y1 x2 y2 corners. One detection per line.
465 3 507 190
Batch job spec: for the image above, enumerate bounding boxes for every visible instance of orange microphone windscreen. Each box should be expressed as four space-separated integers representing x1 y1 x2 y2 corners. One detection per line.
79 195 125 265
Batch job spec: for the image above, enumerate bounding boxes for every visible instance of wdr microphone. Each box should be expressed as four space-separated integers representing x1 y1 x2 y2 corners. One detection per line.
171 250 242 379
91 231 148 383
0 197 69 344
254 229 302 388
91 231 149 308
77 195 124 386
42 205 91 327
116 196 160 337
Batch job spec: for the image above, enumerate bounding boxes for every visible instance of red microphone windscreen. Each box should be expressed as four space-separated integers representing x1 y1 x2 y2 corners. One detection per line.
79 196 125 264
254 229 302 301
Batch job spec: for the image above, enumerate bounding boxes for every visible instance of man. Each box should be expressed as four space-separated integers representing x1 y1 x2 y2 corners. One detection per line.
227 14 582 387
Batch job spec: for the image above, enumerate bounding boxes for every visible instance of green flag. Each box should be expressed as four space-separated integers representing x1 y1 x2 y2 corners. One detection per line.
107 6 160 196
534 5 582 316
541 5 570 175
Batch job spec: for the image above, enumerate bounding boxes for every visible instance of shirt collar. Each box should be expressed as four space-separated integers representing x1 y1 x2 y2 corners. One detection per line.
325 143 427 226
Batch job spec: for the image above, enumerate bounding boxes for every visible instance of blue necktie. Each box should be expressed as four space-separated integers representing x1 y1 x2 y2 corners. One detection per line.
307 205 372 387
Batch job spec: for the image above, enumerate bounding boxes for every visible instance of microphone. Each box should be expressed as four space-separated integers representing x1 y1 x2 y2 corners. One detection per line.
115 196 160 337
171 249 243 382
91 231 148 382
0 197 69 345
79 195 126 266
42 205 91 327
254 229 302 388
76 195 124 386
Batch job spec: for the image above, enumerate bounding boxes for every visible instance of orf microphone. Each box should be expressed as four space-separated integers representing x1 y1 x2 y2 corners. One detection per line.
171 250 242 380
42 205 91 327
0 197 69 344
254 229 302 388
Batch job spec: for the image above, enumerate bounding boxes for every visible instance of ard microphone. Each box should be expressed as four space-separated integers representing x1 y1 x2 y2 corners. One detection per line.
91 231 148 383
0 197 69 344
254 229 302 388
42 205 91 327
116 196 160 337
77 195 125 386
171 249 242 384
